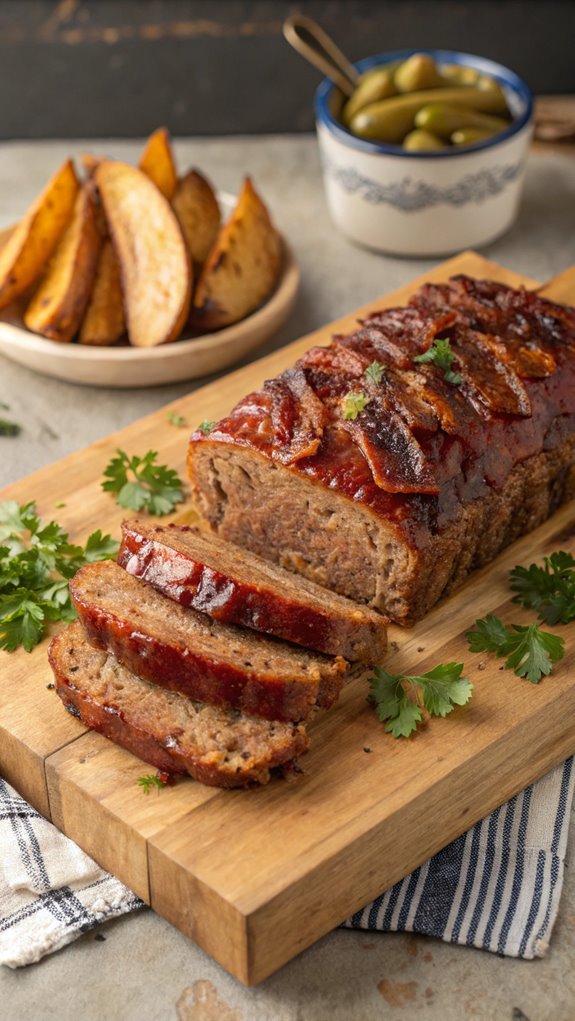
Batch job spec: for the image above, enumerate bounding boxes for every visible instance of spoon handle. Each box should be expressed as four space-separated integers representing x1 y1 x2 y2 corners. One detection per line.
283 14 359 97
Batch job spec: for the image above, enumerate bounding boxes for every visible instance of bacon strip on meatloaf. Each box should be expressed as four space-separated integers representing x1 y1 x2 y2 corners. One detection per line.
187 276 575 624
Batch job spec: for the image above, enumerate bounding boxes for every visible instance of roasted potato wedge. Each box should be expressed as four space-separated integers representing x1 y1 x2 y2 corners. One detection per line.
139 128 178 201
190 177 281 331
79 239 125 345
95 160 192 347
24 184 102 341
0 160 79 311
172 169 221 268
0 224 15 252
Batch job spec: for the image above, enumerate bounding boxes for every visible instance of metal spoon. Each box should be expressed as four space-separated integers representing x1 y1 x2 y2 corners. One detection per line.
283 14 359 97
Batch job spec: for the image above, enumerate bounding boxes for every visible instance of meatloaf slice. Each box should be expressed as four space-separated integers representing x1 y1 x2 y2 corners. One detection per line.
49 622 308 788
188 276 575 624
117 518 387 661
69 560 347 722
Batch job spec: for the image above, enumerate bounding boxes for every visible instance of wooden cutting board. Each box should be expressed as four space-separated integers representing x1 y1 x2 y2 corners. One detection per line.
2 250 575 986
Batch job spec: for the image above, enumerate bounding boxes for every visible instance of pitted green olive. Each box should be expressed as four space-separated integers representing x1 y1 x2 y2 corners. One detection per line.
403 129 446 151
451 127 497 145
440 64 481 86
395 53 444 93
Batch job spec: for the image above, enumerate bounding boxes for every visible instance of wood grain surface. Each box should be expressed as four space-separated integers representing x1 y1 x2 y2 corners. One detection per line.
2 250 575 985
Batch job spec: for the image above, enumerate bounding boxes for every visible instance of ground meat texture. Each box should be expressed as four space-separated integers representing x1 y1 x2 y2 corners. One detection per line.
117 518 387 662
49 622 309 788
69 561 347 722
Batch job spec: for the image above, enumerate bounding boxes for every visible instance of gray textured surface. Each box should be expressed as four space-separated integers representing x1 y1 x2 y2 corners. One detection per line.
1 136 575 1020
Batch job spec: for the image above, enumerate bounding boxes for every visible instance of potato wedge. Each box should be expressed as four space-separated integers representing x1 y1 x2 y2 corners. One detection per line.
172 169 221 267
190 177 281 331
0 224 15 252
95 160 191 347
139 128 178 201
79 239 125 345
0 160 79 311
24 184 102 341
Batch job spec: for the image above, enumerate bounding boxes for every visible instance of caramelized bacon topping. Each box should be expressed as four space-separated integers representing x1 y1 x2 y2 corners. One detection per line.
193 277 575 524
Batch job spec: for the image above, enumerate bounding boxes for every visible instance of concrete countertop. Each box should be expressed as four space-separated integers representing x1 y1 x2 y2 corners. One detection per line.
1 136 575 1021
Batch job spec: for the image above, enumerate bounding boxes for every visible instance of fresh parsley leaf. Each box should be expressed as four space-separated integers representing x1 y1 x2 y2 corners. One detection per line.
168 412 187 428
413 337 463 386
101 449 184 516
364 361 386 385
54 501 66 509
466 614 565 683
137 773 166 795
510 552 575 625
0 501 119 653
197 421 216 435
0 417 21 436
342 391 371 421
367 662 472 738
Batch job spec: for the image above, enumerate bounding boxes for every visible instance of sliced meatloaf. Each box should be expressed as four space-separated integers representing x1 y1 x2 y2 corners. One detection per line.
49 622 308 788
69 560 347 722
187 276 575 625
117 518 387 661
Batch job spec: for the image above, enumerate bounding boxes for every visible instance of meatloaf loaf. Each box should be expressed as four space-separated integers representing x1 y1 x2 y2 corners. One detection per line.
49 622 308 788
70 560 347 722
188 275 575 624
117 518 387 661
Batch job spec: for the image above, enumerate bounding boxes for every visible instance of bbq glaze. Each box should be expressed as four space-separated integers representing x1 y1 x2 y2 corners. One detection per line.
190 277 575 540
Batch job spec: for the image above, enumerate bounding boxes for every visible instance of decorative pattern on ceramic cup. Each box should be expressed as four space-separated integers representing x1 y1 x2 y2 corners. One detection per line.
320 156 523 212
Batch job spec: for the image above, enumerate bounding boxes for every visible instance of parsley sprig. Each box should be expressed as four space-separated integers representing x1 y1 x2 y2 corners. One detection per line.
102 449 184 516
0 501 118 653
466 614 565 684
137 773 167 794
364 361 386 385
197 421 216 435
510 552 575 625
414 337 463 386
342 390 371 421
368 662 472 738
167 412 187 429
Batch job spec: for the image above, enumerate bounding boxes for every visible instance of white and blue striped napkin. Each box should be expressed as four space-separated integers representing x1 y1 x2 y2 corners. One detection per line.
1 758 573 967
344 757 574 958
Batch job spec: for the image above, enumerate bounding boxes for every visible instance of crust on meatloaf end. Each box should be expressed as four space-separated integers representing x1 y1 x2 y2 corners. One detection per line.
49 621 309 788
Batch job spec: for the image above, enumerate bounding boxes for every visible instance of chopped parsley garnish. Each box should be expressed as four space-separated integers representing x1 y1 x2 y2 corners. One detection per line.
364 361 386 385
466 614 565 684
0 417 21 437
102 449 184 516
342 390 371 421
367 662 472 738
0 501 118 653
510 551 575 625
413 337 463 386
167 412 187 428
197 420 216 435
137 774 166 795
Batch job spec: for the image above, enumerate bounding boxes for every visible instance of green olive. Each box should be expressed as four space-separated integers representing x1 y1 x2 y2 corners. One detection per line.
350 86 510 143
415 103 509 139
440 63 481 86
451 127 498 145
403 129 446 151
394 53 444 93
342 68 397 125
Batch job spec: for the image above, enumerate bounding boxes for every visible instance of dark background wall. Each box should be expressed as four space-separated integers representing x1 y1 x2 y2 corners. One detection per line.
0 0 573 139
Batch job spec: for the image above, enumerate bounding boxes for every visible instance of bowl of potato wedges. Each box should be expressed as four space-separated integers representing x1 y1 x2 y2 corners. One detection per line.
0 129 299 387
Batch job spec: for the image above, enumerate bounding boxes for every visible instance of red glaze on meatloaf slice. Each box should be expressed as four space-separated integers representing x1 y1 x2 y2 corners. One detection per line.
117 518 387 662
49 622 308 788
69 560 347 722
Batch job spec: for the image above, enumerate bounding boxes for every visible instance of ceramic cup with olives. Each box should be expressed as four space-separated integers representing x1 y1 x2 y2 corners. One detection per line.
315 49 533 255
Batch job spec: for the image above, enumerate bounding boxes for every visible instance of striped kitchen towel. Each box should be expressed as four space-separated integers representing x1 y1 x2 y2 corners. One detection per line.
0 777 142 969
1 759 573 967
344 756 575 958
